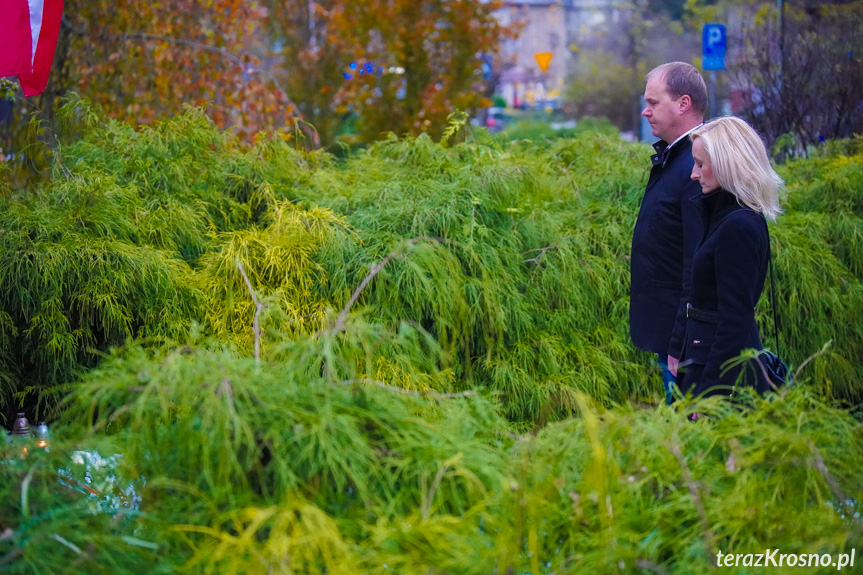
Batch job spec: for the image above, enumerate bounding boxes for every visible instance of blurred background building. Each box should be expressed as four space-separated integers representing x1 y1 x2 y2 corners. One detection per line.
494 0 618 112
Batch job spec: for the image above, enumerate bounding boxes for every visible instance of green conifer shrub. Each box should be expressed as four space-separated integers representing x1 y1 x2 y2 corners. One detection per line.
2 339 859 573
1 103 862 573
1 101 862 417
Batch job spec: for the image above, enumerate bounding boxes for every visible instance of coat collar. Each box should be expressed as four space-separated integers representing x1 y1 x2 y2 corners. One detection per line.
650 136 692 168
691 188 748 241
650 124 702 167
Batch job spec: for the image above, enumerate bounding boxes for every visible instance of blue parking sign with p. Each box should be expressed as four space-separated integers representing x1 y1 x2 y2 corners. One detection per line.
702 24 726 70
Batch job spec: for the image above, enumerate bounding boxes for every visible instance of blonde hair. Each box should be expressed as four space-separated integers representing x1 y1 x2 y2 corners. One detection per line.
691 116 783 221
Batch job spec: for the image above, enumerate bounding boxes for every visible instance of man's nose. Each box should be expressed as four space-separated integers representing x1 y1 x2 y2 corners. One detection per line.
641 107 650 117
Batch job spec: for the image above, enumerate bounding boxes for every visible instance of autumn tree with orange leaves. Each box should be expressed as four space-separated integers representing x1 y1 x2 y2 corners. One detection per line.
7 0 513 151
328 0 514 141
262 0 350 147
50 0 302 142
262 0 516 144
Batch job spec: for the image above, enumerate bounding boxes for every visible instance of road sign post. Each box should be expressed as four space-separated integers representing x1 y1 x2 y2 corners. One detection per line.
702 24 726 119
533 52 553 112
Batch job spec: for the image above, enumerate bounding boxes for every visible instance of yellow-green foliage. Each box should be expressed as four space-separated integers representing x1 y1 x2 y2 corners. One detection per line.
767 137 863 402
198 201 354 344
1 102 862 419
1 104 862 572
2 340 860 574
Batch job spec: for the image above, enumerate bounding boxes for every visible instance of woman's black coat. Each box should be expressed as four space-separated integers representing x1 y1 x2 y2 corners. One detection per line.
671 188 770 396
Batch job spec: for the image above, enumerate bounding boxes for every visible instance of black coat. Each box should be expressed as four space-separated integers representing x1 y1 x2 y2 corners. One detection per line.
630 138 704 356
672 188 770 396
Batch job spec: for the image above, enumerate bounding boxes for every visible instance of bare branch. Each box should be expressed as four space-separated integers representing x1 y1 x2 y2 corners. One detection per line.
107 404 132 424
329 237 441 335
423 464 451 520
237 260 266 364
331 251 404 335
522 236 571 265
51 533 84 556
669 435 716 563
807 440 854 516
217 377 236 413
793 340 832 382
20 463 40 520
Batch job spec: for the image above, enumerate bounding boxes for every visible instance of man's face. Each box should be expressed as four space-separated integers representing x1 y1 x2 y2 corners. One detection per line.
642 75 681 143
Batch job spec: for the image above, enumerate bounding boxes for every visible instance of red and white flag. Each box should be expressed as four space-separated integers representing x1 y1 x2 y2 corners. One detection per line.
0 0 65 97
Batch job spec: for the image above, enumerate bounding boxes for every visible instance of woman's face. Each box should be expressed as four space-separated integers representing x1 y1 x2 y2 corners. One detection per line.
691 137 720 193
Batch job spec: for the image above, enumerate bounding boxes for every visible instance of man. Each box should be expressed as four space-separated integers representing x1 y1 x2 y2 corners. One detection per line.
630 62 708 404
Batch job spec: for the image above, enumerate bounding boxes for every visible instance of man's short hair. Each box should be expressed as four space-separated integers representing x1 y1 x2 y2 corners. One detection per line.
646 62 708 116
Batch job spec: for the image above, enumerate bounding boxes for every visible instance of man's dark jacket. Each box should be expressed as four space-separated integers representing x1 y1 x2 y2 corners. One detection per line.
671 189 770 396
630 137 703 356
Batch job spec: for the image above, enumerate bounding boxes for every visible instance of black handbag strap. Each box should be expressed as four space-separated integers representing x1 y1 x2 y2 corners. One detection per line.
765 220 781 357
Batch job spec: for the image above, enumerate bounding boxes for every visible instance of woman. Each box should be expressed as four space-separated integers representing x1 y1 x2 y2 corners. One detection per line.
668 116 783 397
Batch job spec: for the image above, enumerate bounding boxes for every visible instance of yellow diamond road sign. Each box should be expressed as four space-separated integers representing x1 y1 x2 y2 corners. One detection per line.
534 52 553 73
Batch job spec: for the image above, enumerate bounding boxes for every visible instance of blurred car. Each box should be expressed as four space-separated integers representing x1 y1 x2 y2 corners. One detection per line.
484 107 508 133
